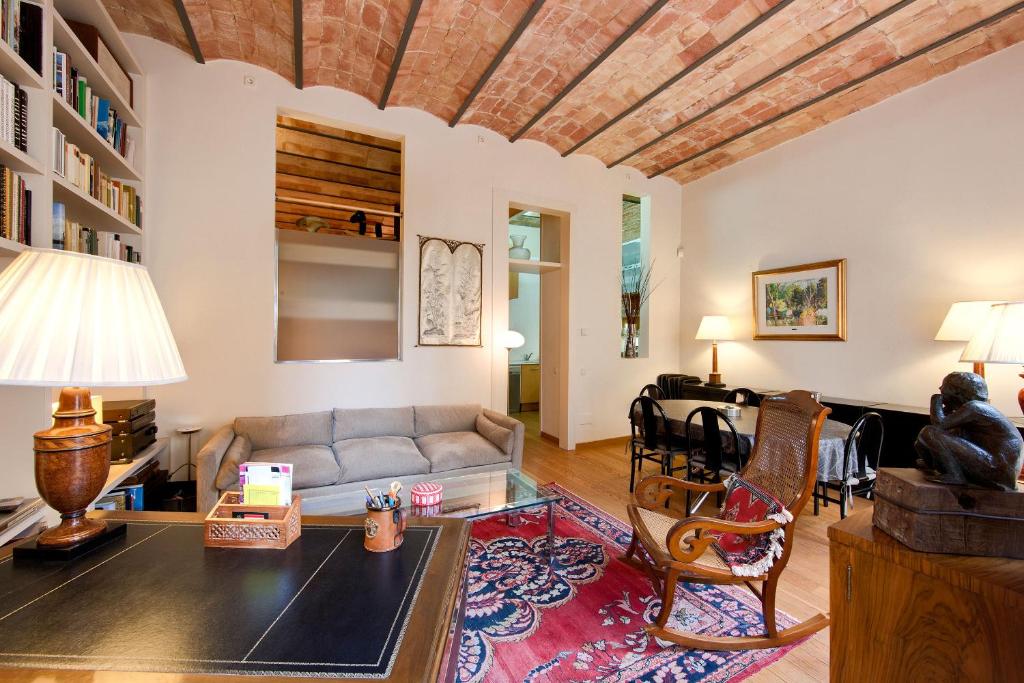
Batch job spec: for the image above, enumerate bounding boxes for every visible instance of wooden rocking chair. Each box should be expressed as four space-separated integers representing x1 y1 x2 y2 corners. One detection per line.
623 390 831 651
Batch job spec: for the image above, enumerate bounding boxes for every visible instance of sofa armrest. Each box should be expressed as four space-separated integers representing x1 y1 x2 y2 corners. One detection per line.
196 425 236 513
482 409 525 470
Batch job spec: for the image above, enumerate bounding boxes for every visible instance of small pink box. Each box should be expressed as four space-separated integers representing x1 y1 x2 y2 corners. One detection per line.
411 481 443 507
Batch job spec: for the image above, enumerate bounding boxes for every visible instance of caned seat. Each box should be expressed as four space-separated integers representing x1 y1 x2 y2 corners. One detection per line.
623 390 831 651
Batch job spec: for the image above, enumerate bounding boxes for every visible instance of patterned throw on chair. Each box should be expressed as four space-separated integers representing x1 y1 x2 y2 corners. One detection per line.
454 485 808 682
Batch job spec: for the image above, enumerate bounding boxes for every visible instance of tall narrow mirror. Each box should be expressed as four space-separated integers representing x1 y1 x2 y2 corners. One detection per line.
274 113 402 361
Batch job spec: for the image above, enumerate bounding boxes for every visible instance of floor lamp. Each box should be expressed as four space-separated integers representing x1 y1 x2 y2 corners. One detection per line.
0 250 186 558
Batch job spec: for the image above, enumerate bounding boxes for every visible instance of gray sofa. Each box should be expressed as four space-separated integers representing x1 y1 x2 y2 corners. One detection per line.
196 404 524 512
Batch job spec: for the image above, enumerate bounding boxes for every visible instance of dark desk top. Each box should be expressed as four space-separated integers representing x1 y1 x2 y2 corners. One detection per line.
0 511 470 682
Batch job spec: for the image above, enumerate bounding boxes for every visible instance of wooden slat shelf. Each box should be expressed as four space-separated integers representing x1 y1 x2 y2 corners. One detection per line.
0 36 44 90
53 0 143 75
52 172 141 235
510 258 561 274
52 92 142 181
0 137 43 175
0 237 28 256
52 13 142 128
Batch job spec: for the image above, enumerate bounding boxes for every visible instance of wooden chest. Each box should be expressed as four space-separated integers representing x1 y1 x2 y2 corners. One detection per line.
829 510 1024 682
872 467 1024 559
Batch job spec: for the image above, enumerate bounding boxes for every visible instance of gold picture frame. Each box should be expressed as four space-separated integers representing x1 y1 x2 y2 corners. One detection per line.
752 259 846 341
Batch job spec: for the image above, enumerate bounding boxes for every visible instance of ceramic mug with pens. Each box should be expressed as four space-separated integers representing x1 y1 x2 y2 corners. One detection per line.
364 482 406 553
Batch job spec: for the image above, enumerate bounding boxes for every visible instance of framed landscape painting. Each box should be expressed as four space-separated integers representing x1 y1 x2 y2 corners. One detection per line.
752 259 846 341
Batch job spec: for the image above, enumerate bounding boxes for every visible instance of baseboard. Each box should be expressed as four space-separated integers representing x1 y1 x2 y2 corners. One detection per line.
574 435 630 448
519 402 539 411
539 430 559 444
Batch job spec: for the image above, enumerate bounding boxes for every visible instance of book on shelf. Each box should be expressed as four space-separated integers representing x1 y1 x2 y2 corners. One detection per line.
0 73 27 153
1 1 42 76
52 200 141 263
52 50 135 167
0 163 30 244
0 496 43 534
52 126 142 228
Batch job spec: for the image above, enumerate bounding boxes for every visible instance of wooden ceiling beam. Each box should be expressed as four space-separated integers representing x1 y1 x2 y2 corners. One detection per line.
509 0 670 142
276 155 402 193
650 1 1024 179
610 0 920 168
292 0 303 88
276 121 401 153
276 128 401 174
448 0 547 127
378 0 424 109
275 173 400 206
172 0 204 64
561 0 797 158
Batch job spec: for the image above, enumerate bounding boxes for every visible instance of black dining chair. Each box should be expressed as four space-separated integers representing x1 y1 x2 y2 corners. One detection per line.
723 387 761 407
678 406 744 513
627 396 686 493
639 383 666 400
813 412 884 518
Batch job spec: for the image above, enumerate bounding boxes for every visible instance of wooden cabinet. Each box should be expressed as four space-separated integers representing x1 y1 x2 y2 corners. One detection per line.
829 510 1024 682
520 364 541 405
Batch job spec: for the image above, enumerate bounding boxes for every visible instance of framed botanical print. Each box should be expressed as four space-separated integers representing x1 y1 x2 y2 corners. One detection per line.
418 236 484 346
752 259 846 341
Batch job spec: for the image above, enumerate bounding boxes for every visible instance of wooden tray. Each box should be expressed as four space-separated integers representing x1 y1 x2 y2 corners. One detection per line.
204 492 301 549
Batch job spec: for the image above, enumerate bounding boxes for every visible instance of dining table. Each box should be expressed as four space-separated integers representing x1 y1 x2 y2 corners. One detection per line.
651 399 856 483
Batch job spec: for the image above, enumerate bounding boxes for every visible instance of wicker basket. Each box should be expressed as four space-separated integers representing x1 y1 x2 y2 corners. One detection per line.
203 492 302 550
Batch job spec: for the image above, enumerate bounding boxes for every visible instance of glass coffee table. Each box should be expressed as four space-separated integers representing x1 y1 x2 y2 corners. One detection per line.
334 469 562 564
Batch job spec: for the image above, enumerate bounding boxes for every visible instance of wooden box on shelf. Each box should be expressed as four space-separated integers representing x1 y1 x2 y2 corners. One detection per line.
872 467 1024 559
203 492 301 550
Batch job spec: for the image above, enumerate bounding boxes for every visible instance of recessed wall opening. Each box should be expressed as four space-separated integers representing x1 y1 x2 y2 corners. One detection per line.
274 112 403 362
622 194 652 358
506 204 568 448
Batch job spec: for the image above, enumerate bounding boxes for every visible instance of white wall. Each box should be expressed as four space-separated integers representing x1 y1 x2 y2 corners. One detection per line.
679 43 1024 416
125 35 682 471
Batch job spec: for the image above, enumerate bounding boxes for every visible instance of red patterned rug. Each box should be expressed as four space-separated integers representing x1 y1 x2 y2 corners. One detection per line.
455 484 809 682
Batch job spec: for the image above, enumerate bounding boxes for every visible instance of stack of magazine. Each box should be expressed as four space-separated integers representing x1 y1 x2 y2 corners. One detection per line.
0 496 45 545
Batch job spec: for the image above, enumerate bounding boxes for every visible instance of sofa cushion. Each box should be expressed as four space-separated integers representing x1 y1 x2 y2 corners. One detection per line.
234 411 332 450
414 404 481 436
334 436 430 484
334 407 415 441
214 434 252 490
476 414 514 455
415 431 510 473
249 445 340 488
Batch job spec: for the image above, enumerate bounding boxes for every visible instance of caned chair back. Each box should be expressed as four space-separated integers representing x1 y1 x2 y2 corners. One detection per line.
684 407 743 473
639 383 666 400
845 411 884 481
741 390 830 512
629 395 671 451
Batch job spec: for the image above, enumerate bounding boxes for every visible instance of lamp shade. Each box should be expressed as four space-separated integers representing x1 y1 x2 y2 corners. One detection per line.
695 315 733 341
935 301 1002 341
961 302 1024 364
0 250 186 386
498 329 525 350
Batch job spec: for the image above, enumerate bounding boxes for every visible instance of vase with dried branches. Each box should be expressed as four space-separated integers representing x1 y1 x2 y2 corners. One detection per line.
621 260 657 358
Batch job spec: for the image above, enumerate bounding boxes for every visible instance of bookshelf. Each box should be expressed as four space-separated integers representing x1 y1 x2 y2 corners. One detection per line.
0 0 146 260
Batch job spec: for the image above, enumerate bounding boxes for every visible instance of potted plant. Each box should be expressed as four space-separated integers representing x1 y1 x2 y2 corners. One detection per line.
621 260 657 358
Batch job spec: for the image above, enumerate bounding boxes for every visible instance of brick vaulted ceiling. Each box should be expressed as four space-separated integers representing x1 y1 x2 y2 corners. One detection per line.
105 0 1024 184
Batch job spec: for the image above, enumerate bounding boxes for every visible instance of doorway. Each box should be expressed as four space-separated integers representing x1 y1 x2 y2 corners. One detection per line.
501 202 570 449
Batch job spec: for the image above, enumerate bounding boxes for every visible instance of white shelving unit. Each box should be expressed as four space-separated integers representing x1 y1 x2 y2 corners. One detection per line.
0 0 146 260
509 258 561 274
90 438 168 510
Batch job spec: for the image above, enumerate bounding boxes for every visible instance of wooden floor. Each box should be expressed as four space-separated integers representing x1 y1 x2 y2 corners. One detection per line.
516 410 862 682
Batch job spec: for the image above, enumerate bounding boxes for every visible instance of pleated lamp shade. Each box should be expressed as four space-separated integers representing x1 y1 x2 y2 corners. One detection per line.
961 302 1024 364
0 250 186 386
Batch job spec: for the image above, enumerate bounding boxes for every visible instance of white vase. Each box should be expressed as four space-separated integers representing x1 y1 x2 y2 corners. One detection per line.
509 235 531 260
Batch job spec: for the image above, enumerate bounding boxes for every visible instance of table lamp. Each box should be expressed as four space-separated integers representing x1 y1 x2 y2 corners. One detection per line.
961 302 1024 415
695 315 733 388
935 301 1002 378
0 250 186 555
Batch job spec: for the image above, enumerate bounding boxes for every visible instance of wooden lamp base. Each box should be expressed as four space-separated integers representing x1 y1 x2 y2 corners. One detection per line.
30 387 112 549
705 340 726 388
